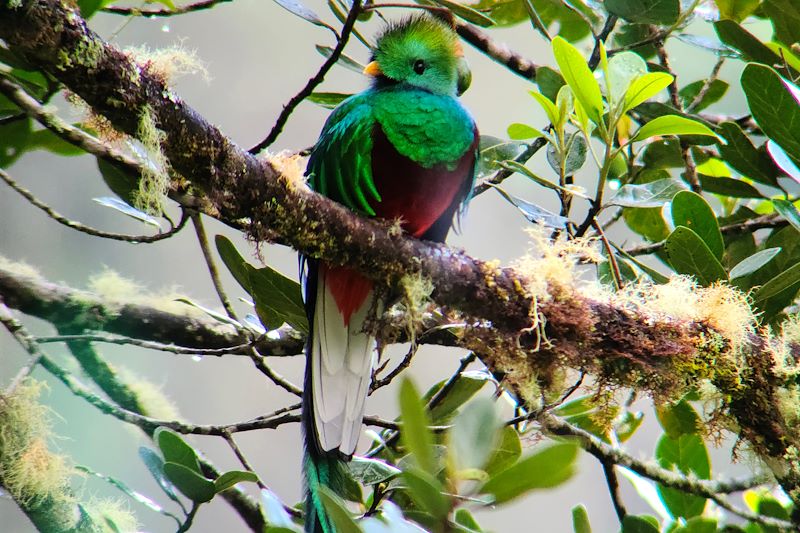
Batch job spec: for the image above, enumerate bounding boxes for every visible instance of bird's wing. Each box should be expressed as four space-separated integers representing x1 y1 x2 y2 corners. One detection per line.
306 94 380 215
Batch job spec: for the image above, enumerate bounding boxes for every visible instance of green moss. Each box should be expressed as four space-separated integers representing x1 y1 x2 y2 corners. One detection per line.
0 381 71 511
134 106 169 215
56 36 103 72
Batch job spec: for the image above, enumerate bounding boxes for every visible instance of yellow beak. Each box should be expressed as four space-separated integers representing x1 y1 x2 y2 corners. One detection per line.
363 61 382 77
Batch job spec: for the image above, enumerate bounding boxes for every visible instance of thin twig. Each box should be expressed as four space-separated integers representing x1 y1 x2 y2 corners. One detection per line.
36 333 254 356
0 168 189 242
686 57 725 113
601 459 627 523
541 413 788 530
654 39 701 194
1 301 45 394
248 0 363 153
191 212 239 321
624 214 787 256
370 343 419 392
248 349 303 396
588 15 618 69
222 430 267 489
593 220 623 290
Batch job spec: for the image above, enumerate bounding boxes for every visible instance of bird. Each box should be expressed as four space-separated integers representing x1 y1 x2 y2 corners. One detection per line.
301 14 478 532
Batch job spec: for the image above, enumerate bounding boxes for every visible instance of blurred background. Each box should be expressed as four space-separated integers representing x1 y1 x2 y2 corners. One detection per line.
0 1 769 531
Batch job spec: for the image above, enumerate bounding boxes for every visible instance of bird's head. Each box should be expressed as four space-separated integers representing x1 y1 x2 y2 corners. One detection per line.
364 15 472 96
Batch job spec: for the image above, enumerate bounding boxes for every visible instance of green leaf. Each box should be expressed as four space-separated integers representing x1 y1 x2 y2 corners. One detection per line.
610 177 687 208
530 90 561 126
664 227 728 286
621 515 660 533
348 457 400 486
97 159 140 205
426 373 490 423
317 486 362 533
656 434 710 518
608 52 648 103
741 64 800 165
714 0 760 21
308 92 351 109
572 504 591 533
615 411 646 442
546 135 587 176
633 115 717 142
163 462 216 503
155 428 201 473
484 426 522 476
671 516 719 533
401 468 450 520
671 191 724 259
215 235 307 333
605 0 679 24
773 199 800 233
507 123 542 140
536 65 566 102
730 248 782 279
697 175 762 198
679 79 729 112
656 399 700 439
624 72 674 112
399 378 436 474
454 508 483 531
214 470 258 493
77 0 114 18
27 128 85 156
753 262 800 301
717 122 781 186
428 0 496 26
491 184 569 229
475 135 528 179
0 118 32 167
762 0 800 47
450 397 501 472
315 45 365 74
480 442 578 503
552 37 604 125
138 447 182 507
714 20 783 65
272 0 332 30
767 139 800 183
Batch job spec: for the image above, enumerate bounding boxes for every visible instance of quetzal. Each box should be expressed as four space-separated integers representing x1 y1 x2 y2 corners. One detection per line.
301 14 478 532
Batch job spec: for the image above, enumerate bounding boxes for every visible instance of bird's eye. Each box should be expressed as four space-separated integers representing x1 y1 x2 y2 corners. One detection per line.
413 59 426 75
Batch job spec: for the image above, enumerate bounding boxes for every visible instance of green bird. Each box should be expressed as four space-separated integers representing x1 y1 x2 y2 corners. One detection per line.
301 14 478 532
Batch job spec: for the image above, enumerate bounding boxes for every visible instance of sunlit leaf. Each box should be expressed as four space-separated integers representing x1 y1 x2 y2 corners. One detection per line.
623 72 674 112
632 115 717 142
552 37 604 125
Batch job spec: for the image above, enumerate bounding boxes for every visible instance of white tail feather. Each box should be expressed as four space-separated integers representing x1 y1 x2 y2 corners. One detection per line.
312 269 377 455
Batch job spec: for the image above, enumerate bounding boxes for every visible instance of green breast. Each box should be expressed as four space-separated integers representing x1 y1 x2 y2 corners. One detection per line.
371 86 475 170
